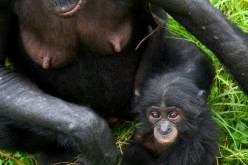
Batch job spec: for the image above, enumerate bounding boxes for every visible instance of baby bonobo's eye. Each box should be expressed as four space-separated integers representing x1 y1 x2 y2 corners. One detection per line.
151 111 161 119
168 110 181 123
168 111 178 119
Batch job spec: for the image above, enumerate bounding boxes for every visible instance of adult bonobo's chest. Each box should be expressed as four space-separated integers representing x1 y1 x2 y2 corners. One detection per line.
9 29 145 114
13 0 146 69
8 0 151 115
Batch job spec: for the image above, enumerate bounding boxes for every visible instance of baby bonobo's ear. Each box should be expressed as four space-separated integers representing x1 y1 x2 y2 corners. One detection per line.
198 90 206 98
197 90 208 105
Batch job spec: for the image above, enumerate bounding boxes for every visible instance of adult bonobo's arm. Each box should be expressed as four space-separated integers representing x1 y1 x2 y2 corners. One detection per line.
150 0 248 93
0 68 118 164
0 4 118 165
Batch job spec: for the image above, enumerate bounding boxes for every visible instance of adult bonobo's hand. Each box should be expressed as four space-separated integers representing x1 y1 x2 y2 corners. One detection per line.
69 109 119 165
149 0 248 93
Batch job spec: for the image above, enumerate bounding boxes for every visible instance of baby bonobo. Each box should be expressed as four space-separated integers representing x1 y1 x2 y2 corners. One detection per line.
122 74 218 165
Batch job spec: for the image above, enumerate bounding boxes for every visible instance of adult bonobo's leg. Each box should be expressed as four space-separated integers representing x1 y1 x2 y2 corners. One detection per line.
149 0 248 93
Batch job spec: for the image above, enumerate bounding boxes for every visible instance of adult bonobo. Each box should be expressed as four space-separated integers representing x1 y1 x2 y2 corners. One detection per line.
0 0 246 165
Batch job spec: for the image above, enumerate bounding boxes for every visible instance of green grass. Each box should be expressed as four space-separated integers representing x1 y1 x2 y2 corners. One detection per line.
1 0 248 164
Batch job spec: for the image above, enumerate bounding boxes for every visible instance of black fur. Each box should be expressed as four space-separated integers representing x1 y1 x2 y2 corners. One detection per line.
1 0 247 164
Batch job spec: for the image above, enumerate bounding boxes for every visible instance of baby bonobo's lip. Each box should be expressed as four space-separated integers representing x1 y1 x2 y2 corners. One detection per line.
45 0 86 17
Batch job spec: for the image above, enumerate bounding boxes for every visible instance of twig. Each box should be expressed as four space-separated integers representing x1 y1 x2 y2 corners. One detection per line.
0 151 26 165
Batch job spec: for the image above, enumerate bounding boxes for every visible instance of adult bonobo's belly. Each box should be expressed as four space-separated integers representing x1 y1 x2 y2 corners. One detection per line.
52 51 141 114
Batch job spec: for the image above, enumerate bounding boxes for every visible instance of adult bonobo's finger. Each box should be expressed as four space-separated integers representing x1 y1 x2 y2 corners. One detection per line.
150 0 248 93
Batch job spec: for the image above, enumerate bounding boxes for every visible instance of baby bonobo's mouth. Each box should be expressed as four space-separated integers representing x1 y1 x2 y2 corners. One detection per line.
44 0 86 17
